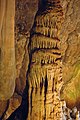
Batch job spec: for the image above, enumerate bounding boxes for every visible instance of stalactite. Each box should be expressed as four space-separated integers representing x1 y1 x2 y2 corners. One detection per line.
31 35 60 51
26 0 71 120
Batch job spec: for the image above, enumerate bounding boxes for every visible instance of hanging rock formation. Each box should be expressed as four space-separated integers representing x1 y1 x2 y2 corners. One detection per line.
1 0 80 119
27 0 64 119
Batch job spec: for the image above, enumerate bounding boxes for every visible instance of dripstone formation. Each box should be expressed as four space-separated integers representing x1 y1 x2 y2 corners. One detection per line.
27 0 64 119
1 0 80 120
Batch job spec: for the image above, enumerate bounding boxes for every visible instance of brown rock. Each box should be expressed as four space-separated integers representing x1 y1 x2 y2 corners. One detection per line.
0 100 8 118
15 0 38 94
60 0 80 108
0 0 16 100
3 93 22 119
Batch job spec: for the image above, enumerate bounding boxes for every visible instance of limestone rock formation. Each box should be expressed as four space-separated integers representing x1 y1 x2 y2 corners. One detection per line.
0 0 16 100
27 0 64 119
15 0 38 34
60 0 80 109
15 34 29 94
0 0 38 118
3 93 22 120
15 0 38 95
0 0 80 119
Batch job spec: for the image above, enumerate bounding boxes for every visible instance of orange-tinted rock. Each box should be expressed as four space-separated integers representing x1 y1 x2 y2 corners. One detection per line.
0 0 16 100
3 93 22 119
0 100 8 117
60 0 80 109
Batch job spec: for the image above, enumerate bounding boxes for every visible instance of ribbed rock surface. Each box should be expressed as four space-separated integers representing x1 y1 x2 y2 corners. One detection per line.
0 0 80 119
27 0 64 119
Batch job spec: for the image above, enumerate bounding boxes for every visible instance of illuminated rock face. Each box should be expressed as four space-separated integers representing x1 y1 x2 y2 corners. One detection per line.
0 0 16 100
0 0 80 119
15 0 38 95
27 0 64 119
60 0 80 109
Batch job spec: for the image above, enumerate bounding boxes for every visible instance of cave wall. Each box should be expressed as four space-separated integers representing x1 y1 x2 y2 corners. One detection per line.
0 0 16 100
15 0 38 95
0 0 80 119
60 0 80 109
0 0 38 119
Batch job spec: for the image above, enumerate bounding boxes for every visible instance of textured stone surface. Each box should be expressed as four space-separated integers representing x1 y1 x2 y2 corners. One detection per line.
15 0 38 34
15 33 29 94
0 0 38 118
60 0 80 109
15 0 38 95
0 100 8 118
1 0 80 119
0 0 16 100
26 0 64 119
3 93 22 119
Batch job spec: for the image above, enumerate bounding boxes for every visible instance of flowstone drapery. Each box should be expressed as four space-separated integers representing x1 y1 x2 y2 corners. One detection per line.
0 0 16 100
27 0 64 119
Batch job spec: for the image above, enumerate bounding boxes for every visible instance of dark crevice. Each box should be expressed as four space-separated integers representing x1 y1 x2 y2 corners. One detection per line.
40 78 44 95
44 75 48 97
52 78 54 92
30 32 60 41
1 100 9 120
7 80 29 120
52 52 61 55
30 87 34 115
55 57 62 61
38 0 47 15
44 75 48 120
